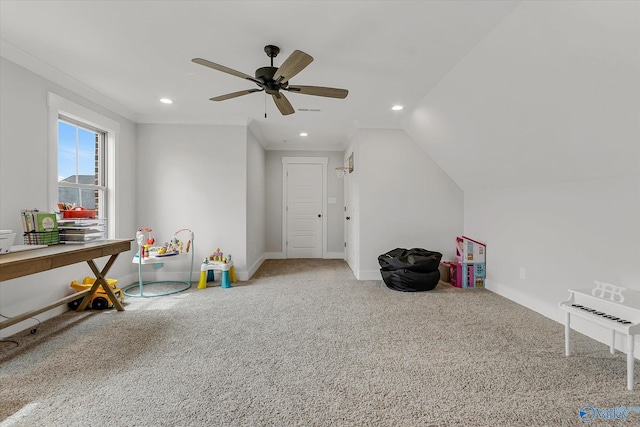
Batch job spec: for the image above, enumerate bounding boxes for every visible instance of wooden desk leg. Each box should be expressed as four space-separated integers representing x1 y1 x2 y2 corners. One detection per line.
77 254 124 312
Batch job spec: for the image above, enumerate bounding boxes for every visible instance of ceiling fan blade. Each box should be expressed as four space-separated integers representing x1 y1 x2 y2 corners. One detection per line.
286 85 349 99
273 50 313 85
192 58 263 86
272 92 295 115
210 89 263 101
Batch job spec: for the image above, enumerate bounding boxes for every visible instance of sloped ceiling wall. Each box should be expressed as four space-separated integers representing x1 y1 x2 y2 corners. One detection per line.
402 1 640 193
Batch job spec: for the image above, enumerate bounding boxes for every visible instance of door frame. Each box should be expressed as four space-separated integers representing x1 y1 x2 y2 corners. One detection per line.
282 157 328 258
344 166 351 266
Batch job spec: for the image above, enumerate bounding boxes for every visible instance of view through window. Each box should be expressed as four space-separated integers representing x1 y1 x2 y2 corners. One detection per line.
57 117 106 218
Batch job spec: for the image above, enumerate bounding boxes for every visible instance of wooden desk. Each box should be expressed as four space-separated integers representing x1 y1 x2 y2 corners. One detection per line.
0 239 132 330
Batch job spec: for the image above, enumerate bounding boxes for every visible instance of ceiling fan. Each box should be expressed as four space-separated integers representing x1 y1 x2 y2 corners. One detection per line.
192 45 348 116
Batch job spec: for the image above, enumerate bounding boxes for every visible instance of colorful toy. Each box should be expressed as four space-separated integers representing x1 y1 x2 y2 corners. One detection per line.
134 228 193 259
68 276 124 310
126 228 195 298
211 248 223 262
452 236 486 288
199 248 236 289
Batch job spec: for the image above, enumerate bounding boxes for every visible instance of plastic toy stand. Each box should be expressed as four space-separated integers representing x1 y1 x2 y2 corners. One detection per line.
198 261 236 289
124 228 195 298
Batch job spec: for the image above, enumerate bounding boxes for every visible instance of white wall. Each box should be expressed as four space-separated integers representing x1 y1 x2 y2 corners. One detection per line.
0 58 137 337
465 175 640 353
404 1 640 193
246 128 266 277
348 129 464 280
403 1 640 351
264 150 345 257
135 124 249 280
466 176 640 319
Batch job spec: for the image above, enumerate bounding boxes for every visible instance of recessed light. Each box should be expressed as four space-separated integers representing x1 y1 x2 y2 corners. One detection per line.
160 98 173 104
392 105 403 111
299 132 308 137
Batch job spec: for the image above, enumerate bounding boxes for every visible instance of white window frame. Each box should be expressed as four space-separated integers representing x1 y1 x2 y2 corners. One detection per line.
47 93 118 238
57 116 106 214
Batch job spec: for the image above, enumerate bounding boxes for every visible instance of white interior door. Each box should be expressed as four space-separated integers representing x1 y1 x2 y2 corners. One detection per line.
286 163 323 258
344 174 353 266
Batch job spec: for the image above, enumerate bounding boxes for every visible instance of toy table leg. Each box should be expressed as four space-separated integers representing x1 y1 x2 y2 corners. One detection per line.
222 270 231 288
198 270 207 289
230 266 237 282
207 270 214 282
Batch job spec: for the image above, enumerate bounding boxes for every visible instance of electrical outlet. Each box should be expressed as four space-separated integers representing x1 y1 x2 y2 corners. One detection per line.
520 268 526 279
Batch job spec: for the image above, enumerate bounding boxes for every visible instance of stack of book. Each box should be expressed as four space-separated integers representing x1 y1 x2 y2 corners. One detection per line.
21 209 60 245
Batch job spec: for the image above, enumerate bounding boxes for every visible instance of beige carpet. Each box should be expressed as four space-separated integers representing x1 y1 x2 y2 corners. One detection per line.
0 259 638 426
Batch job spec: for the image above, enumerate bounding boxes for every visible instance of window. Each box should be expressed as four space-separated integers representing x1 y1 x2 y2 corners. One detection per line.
48 92 118 238
57 117 106 217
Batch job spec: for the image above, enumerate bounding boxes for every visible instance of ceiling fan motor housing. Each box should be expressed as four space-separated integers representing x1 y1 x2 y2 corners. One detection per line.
255 66 285 95
255 66 277 82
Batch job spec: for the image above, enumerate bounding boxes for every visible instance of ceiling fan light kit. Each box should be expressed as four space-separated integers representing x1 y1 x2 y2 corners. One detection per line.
192 45 348 116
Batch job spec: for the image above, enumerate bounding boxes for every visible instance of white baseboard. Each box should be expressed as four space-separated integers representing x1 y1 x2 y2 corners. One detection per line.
324 251 344 259
357 269 382 281
485 279 561 322
245 255 265 280
264 252 285 259
265 252 344 260
118 272 138 287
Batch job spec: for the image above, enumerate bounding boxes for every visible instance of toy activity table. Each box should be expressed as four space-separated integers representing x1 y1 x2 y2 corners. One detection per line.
198 261 236 289
124 229 195 297
0 239 133 330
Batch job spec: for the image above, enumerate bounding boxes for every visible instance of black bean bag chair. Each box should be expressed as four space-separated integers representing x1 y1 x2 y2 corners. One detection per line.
380 269 441 292
378 248 442 292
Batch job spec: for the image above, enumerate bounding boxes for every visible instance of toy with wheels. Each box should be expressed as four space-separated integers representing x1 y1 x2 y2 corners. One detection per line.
68 276 124 310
